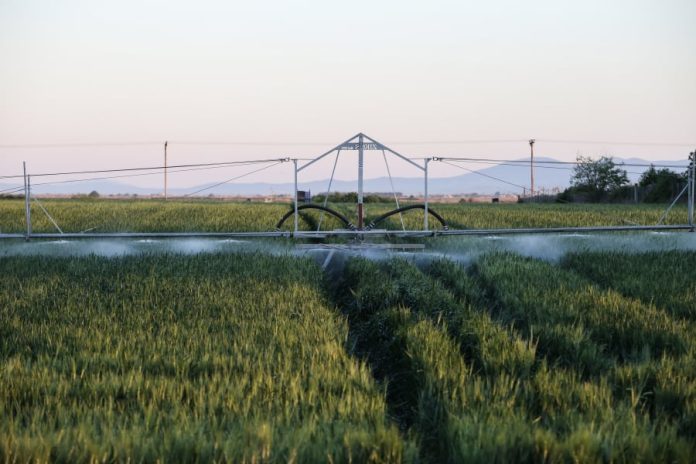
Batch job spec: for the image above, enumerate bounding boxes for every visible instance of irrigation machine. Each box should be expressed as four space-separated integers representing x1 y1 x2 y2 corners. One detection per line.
1 133 695 243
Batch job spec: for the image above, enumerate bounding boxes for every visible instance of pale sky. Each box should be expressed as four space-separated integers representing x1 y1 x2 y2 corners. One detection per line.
1 0 695 189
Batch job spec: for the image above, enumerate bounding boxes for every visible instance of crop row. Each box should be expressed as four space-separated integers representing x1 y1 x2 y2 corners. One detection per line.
473 254 691 373
563 250 696 320
333 256 695 462
0 254 414 462
2 248 694 462
0 198 689 233
475 254 696 436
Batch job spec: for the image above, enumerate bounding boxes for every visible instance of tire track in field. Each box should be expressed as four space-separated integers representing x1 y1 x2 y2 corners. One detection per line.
327 255 696 461
325 258 473 463
561 250 696 322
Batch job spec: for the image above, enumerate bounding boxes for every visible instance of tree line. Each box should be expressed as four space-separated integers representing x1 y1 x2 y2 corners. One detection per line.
558 153 694 203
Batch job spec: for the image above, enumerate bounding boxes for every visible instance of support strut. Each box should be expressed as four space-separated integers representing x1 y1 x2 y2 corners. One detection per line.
276 204 356 231
365 204 448 231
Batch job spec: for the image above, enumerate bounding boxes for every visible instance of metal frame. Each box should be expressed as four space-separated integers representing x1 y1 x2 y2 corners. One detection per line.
689 151 695 230
4 139 695 241
293 132 428 231
23 162 31 236
0 224 692 242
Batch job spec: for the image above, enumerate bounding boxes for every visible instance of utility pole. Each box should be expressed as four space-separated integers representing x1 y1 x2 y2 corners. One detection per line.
529 139 535 198
164 141 168 200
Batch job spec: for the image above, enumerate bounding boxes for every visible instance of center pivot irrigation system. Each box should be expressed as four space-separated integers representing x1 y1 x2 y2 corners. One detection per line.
277 132 448 235
1 132 695 240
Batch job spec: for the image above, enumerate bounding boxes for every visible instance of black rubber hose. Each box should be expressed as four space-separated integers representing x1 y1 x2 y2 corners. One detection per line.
275 204 356 231
365 204 448 231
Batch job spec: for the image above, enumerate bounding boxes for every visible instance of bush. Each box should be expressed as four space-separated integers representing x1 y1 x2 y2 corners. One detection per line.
639 165 687 203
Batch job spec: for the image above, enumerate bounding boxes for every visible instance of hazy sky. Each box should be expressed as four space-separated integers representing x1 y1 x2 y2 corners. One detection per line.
1 0 695 189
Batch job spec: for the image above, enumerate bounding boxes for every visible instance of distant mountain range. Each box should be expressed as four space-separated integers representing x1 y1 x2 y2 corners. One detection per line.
1 157 689 197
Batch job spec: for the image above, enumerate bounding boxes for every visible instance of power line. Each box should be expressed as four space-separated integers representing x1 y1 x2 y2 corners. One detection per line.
1 155 680 193
439 160 528 191
0 139 526 148
2 155 681 181
1 138 694 149
447 159 575 171
1 159 647 196
2 153 684 190
0 141 333 148
0 141 162 149
538 139 695 147
0 158 287 180
438 157 689 169
399 139 694 147
169 141 331 146
171 139 534 146
0 162 261 194
3 157 653 196
447 159 644 176
0 186 25 195
391 139 529 145
184 162 284 197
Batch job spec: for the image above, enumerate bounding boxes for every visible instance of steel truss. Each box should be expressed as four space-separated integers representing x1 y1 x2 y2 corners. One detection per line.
3 137 694 241
294 132 430 231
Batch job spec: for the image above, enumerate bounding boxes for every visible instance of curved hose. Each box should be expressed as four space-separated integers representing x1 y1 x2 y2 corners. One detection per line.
276 204 356 231
365 204 448 231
